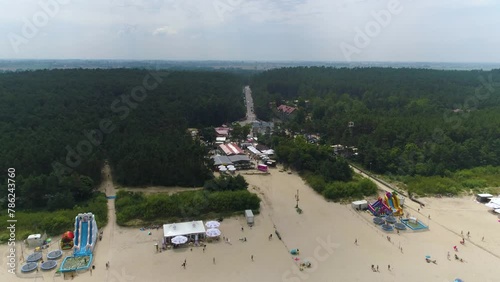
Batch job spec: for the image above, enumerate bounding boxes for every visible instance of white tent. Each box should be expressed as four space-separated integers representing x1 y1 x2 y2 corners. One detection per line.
163 221 206 244
486 198 500 209
26 234 46 248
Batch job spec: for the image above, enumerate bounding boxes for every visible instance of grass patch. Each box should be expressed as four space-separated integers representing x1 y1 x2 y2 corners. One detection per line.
0 193 108 244
403 166 500 196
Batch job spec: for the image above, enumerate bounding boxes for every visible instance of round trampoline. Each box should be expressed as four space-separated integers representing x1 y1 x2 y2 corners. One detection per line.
21 262 38 273
381 224 394 231
373 217 385 225
41 260 58 270
385 216 397 224
47 250 63 260
26 252 43 262
394 223 407 230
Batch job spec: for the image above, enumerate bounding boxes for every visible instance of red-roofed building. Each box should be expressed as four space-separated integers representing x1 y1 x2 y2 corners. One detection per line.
215 126 230 137
277 104 297 115
219 143 245 156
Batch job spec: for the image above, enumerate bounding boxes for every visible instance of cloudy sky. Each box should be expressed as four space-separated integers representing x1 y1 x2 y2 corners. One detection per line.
1 0 499 62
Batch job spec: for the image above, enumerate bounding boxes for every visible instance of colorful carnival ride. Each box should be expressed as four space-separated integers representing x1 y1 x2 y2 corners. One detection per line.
59 213 98 273
368 192 404 216
384 191 403 216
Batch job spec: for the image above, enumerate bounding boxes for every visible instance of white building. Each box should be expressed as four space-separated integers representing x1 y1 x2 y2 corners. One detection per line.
163 221 206 244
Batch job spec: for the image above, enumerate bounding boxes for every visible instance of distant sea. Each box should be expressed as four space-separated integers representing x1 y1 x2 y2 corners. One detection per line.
0 59 499 72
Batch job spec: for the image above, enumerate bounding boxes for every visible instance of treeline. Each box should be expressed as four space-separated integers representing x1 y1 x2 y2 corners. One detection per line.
402 165 500 196
270 135 376 200
204 174 249 191
115 189 260 225
0 69 246 209
0 194 107 242
272 135 353 182
306 174 377 201
251 67 500 177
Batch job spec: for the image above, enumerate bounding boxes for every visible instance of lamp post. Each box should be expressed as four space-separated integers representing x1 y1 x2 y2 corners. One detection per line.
295 189 299 208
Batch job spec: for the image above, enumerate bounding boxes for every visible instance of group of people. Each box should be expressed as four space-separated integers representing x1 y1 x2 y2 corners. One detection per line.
371 264 392 272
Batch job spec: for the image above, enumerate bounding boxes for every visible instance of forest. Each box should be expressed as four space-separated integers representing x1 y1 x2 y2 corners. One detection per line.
0 69 246 210
3 66 500 214
251 67 500 179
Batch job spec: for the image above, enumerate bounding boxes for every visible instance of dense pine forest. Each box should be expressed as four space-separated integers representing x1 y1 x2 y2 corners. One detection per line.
0 69 245 210
251 67 500 178
2 67 500 212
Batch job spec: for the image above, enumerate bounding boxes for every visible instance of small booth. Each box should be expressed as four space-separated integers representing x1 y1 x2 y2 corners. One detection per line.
245 210 254 226
257 164 268 172
351 200 368 211
26 234 46 248
476 193 493 203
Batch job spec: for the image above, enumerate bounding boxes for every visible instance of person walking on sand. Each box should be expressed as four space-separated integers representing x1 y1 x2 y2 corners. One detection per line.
354 238 358 245
251 255 254 261
388 265 391 271
376 265 379 272
213 257 216 264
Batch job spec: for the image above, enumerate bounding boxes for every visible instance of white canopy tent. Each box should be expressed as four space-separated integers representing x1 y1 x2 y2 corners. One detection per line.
485 198 500 209
163 221 206 244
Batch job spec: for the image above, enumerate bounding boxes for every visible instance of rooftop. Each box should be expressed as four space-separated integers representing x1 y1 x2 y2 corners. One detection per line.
163 221 206 238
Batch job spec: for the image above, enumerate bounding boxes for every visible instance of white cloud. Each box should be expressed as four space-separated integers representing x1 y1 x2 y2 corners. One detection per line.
0 0 499 61
152 25 178 36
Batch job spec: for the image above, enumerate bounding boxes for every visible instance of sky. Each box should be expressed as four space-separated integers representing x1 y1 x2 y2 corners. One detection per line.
0 0 499 62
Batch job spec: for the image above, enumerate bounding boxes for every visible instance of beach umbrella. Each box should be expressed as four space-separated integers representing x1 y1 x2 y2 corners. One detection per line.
219 167 228 172
205 221 220 228
454 279 464 282
171 236 188 245
228 167 236 171
206 228 221 238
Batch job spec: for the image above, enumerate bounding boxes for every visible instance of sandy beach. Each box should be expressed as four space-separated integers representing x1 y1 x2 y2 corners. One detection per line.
2 166 500 282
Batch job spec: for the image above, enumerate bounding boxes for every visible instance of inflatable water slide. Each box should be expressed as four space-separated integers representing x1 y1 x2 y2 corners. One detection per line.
384 192 403 216
59 213 98 272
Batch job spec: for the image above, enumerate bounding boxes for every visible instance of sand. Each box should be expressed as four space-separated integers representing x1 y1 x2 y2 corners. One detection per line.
2 165 500 282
